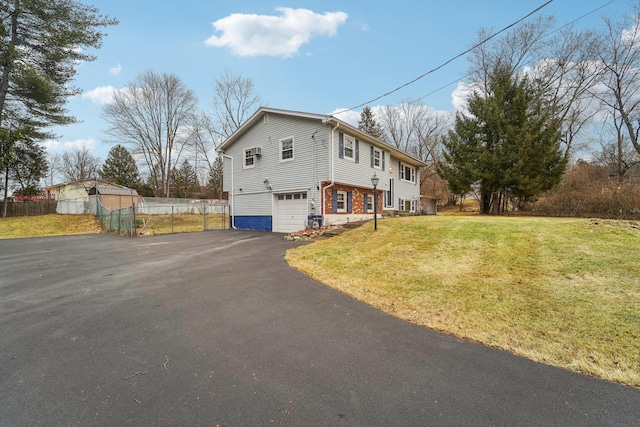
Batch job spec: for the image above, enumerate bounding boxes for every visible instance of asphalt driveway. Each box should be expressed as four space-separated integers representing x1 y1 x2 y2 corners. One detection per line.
1 230 639 426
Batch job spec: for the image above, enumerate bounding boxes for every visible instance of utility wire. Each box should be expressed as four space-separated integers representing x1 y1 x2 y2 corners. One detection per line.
413 0 615 104
339 0 555 114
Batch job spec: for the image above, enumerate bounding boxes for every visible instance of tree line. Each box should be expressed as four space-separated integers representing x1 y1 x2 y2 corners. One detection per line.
360 4 640 216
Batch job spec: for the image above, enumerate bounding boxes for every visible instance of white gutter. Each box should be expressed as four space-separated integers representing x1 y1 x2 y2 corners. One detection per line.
221 153 236 229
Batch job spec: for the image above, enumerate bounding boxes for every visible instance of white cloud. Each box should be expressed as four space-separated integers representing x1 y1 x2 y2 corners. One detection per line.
330 108 360 126
81 85 119 105
451 81 479 113
43 138 98 153
109 62 122 75
204 7 348 58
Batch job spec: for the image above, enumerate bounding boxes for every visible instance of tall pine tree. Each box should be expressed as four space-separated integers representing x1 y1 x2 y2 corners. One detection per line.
439 66 566 213
100 144 141 188
358 106 388 142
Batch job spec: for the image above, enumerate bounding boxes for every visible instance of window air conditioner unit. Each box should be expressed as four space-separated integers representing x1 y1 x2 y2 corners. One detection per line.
251 147 262 156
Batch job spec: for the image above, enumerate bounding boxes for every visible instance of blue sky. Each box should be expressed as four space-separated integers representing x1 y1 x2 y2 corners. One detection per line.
47 0 629 162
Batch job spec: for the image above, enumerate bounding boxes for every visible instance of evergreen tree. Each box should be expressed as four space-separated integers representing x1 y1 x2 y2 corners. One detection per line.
10 139 48 196
358 106 388 142
171 160 198 198
439 66 566 213
0 1 117 130
100 144 141 188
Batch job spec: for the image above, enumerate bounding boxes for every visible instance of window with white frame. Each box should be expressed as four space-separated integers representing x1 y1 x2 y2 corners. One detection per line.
244 148 255 168
344 136 355 160
365 194 374 212
373 147 382 169
280 137 294 161
400 162 416 183
385 178 394 208
400 198 417 212
336 191 347 212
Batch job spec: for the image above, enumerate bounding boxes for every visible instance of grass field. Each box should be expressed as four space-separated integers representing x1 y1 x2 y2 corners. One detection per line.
285 215 640 387
0 214 103 239
136 213 227 235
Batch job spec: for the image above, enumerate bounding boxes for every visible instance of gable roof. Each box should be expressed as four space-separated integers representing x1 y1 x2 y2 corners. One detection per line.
217 107 427 167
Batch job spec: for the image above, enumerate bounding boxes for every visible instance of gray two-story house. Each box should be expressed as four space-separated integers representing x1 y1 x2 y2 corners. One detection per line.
217 107 426 232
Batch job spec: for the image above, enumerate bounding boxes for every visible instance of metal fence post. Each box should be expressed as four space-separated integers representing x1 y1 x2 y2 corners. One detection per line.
203 202 207 231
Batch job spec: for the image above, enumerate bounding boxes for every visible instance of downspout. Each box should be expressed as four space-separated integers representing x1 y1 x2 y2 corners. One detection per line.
321 120 339 224
221 153 236 229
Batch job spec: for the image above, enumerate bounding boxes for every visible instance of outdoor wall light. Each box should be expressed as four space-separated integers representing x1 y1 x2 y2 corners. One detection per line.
263 178 272 190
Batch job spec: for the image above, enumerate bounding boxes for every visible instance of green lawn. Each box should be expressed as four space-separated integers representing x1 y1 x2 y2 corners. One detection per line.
285 215 640 387
0 214 103 238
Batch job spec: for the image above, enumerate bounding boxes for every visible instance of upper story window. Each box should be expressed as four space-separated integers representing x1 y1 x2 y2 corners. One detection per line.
339 132 359 162
280 137 294 162
244 148 255 168
373 147 382 169
344 136 355 160
400 162 416 183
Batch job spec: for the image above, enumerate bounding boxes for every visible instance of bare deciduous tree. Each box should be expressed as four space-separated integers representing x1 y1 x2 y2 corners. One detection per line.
592 3 640 177
61 147 100 182
101 70 198 197
212 69 262 140
467 16 602 162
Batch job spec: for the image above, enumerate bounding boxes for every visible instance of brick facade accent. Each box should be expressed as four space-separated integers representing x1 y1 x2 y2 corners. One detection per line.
321 181 382 215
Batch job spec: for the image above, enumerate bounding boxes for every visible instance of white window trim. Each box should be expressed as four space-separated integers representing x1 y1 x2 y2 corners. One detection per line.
373 147 382 169
243 148 256 169
385 178 394 208
365 194 374 212
336 190 347 213
400 198 417 213
280 136 294 162
344 135 355 161
400 162 416 183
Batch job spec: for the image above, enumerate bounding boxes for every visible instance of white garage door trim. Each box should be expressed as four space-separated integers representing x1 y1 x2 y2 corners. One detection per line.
274 192 308 233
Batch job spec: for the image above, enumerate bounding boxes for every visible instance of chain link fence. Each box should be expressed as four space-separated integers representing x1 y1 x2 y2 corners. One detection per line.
136 197 228 235
95 197 136 236
49 195 228 236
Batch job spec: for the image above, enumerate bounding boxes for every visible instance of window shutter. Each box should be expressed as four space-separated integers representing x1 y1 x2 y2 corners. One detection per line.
382 151 385 170
347 191 352 213
399 198 402 210
364 194 368 213
370 146 374 168
399 161 402 179
338 132 344 159
332 189 338 213
355 140 359 163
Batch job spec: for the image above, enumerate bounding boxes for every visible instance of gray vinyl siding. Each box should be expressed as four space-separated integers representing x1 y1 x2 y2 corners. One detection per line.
233 192 272 216
332 128 393 193
223 113 330 216
391 155 421 203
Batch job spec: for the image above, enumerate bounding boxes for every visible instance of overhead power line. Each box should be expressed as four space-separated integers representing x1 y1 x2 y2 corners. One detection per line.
339 0 556 114
412 0 615 104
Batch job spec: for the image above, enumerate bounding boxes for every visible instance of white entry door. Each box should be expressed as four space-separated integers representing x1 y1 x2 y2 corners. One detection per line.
275 193 308 233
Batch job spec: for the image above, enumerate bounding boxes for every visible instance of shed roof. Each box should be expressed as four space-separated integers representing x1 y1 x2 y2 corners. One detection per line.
89 186 139 196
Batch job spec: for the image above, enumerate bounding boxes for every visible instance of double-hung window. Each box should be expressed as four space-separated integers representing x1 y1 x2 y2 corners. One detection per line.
365 194 374 212
280 137 294 162
400 162 416 183
244 148 255 168
344 136 355 160
373 147 382 169
336 191 347 212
